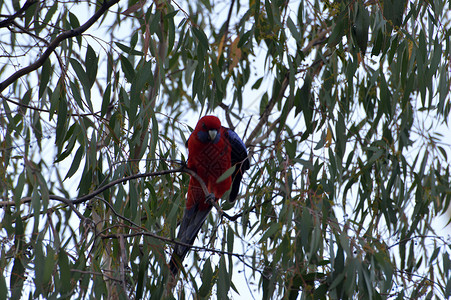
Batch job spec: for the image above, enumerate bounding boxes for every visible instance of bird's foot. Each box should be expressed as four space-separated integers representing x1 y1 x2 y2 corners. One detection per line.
205 193 216 206
205 193 225 217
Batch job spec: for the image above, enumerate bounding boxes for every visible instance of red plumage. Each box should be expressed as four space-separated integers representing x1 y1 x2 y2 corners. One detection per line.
186 117 232 210
169 115 249 276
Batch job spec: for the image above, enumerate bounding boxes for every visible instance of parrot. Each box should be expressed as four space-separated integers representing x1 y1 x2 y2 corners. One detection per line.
169 115 250 276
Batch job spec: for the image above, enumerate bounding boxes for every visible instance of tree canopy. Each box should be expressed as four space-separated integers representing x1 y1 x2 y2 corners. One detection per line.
1 0 450 299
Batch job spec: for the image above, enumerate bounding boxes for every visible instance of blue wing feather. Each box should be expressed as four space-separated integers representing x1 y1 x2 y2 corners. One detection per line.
225 128 250 202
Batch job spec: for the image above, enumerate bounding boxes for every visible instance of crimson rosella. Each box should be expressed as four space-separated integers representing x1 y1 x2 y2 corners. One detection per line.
169 115 250 276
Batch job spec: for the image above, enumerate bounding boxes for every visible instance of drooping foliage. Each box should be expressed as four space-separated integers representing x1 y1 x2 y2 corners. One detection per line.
0 0 450 299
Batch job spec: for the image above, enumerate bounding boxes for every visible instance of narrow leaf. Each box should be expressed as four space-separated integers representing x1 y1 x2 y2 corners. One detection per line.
216 165 236 184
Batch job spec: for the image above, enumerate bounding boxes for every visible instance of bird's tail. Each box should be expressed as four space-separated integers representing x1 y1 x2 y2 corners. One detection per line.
169 204 211 276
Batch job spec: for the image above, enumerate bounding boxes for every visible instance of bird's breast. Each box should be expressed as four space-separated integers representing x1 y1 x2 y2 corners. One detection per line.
188 139 232 193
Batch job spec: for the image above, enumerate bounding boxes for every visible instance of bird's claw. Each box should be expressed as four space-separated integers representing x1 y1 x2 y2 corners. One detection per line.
205 193 215 205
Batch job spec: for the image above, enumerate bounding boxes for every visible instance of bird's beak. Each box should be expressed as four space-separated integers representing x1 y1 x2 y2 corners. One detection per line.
208 129 217 141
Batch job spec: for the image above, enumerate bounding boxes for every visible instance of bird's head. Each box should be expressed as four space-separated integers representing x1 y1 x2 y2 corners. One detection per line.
195 115 221 144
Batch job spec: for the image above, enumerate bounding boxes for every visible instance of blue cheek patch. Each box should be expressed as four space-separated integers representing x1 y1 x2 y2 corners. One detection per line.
197 131 220 144
212 132 220 144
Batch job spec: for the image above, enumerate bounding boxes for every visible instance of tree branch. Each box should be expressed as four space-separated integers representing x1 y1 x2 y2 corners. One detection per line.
1 165 225 216
0 167 184 207
0 0 39 28
0 0 121 93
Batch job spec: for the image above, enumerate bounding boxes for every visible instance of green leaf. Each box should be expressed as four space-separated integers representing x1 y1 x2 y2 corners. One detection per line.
211 59 223 92
438 146 448 161
37 172 49 211
69 80 84 110
10 257 25 300
69 58 92 109
383 0 407 27
264 0 274 26
216 165 236 184
429 247 440 264
55 94 68 148
237 30 253 48
252 77 263 90
115 42 144 56
314 129 327 151
101 83 111 117
217 256 230 300
20 89 32 115
42 245 55 292
328 10 348 48
31 187 41 229
25 2 38 27
0 273 6 300
259 222 280 243
14 172 26 205
85 45 98 88
130 60 153 115
148 9 161 36
34 237 44 296
42 3 58 29
260 92 269 115
335 112 346 159
58 250 71 295
164 9 179 21
352 2 370 54
285 139 297 159
39 59 51 98
68 12 82 45
295 74 312 121
227 226 234 254
199 258 214 297
262 263 276 300
49 83 61 121
379 71 392 117
11 218 25 298
136 251 148 300
287 16 302 44
166 11 176 54
313 284 328 299
68 11 80 29
1 99 14 131
64 146 84 180
120 54 135 82
55 124 79 163
192 27 209 50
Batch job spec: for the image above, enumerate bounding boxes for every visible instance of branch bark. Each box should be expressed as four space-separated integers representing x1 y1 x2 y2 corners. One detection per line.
0 0 39 28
